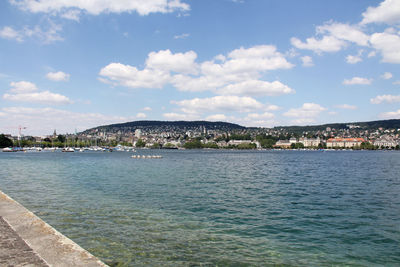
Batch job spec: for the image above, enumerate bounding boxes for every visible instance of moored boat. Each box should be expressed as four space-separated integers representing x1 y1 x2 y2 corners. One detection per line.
2 147 16 152
62 147 75 152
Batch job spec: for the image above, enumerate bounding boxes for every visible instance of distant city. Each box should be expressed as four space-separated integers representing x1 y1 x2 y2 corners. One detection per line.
2 119 400 150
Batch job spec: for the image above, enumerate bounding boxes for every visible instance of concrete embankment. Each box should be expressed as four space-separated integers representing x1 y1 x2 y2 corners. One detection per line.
0 190 107 267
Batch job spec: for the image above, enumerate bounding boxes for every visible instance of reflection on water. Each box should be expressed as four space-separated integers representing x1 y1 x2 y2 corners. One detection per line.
1 150 400 266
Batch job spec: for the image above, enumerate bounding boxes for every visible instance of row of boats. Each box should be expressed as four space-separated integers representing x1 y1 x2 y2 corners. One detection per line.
2 146 136 153
131 155 163 159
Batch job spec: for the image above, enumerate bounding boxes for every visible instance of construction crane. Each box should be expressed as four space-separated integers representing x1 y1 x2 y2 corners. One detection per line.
18 125 27 140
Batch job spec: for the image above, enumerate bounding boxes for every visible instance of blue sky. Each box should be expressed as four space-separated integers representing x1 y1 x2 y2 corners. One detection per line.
1 0 400 135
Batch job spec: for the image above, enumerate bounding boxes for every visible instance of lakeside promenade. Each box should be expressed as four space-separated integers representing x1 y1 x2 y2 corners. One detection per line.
0 190 107 267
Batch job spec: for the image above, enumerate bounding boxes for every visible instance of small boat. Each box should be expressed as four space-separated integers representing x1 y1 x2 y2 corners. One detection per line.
62 147 75 152
2 147 16 152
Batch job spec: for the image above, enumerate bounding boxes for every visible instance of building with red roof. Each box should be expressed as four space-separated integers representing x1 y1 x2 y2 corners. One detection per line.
326 137 365 148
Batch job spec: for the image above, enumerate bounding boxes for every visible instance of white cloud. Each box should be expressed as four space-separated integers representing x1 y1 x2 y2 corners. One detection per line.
99 62 170 88
60 9 81 21
205 114 227 121
9 81 38 93
283 103 326 118
0 23 63 44
146 49 198 74
370 94 400 104
25 22 63 44
343 77 372 85
162 112 199 120
265 104 280 111
368 51 377 58
216 80 294 96
143 107 152 111
136 112 146 119
335 104 357 110
174 33 189 39
220 45 294 73
380 109 400 119
11 0 190 17
346 55 362 64
171 45 293 92
300 55 314 67
0 26 23 42
286 48 299 58
3 81 71 105
361 0 400 25
370 32 400 63
291 22 369 54
393 80 400 85
0 106 134 135
214 54 226 62
381 72 393 79
172 95 265 114
245 112 274 120
317 22 369 46
46 71 70 81
291 35 347 53
233 112 277 127
3 91 72 105
346 49 364 64
100 45 294 94
290 118 317 125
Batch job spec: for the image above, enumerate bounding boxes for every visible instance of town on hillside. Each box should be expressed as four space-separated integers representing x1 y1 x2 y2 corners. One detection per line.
1 120 400 150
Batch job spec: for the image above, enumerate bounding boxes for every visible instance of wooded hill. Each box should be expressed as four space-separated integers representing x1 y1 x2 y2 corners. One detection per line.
81 119 400 135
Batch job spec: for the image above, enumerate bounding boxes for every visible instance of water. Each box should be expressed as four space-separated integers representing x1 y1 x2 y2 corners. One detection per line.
0 150 399 266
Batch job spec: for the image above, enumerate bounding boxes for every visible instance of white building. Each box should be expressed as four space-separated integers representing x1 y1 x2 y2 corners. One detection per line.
299 137 321 147
326 138 365 148
373 136 398 148
135 129 142 138
274 140 292 148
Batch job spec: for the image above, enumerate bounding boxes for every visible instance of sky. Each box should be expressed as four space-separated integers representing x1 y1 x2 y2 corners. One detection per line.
1 0 400 136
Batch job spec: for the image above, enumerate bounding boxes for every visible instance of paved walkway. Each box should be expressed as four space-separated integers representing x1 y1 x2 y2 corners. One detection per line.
0 216 48 266
0 190 107 267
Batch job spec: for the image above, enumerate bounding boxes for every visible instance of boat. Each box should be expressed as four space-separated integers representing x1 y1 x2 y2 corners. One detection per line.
62 147 75 152
2 147 16 152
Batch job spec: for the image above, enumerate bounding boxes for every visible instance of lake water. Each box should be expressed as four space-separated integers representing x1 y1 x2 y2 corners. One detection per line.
0 150 399 266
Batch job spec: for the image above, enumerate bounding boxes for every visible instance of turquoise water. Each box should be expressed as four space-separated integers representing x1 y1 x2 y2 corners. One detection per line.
0 150 399 266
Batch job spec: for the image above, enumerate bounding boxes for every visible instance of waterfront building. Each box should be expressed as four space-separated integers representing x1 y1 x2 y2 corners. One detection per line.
326 137 365 148
373 136 398 148
274 140 292 148
217 141 228 147
299 137 321 147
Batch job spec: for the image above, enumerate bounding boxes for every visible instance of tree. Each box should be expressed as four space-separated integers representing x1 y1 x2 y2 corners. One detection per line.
57 134 66 143
360 142 375 150
203 142 219 149
237 143 257 149
256 134 278 149
163 143 177 149
151 143 161 149
184 139 203 149
291 142 304 149
135 139 146 148
0 134 13 148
